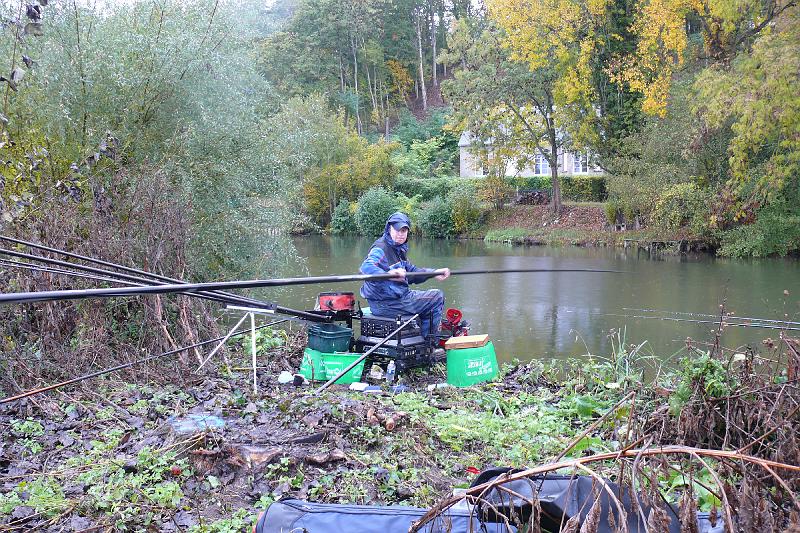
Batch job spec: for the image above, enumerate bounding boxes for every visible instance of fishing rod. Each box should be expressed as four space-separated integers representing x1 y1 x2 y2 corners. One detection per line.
0 268 625 305
0 235 271 307
0 318 291 405
0 246 326 321
606 312 800 332
0 244 270 309
623 307 800 327
0 258 130 285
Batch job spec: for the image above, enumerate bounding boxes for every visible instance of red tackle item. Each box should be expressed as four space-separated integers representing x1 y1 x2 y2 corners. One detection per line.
315 291 356 311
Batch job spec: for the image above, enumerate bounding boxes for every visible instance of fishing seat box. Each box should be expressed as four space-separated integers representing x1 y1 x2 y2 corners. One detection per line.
253 499 515 533
355 335 430 372
360 314 422 339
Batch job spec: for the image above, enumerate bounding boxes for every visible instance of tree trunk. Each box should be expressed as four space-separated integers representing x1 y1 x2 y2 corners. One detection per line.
351 35 362 134
547 121 561 213
415 11 428 111
430 1 437 87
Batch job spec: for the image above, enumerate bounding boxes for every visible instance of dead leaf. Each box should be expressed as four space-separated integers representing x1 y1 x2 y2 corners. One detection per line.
305 448 346 465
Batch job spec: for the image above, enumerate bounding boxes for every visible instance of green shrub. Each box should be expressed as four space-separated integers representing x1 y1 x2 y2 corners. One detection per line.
393 176 454 201
330 200 358 235
354 187 400 237
417 197 453 237
560 176 607 202
506 176 552 190
718 204 800 258
650 183 710 235
447 185 483 234
604 200 621 225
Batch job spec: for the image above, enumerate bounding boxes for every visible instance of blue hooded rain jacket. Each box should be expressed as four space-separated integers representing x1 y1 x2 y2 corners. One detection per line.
359 212 434 301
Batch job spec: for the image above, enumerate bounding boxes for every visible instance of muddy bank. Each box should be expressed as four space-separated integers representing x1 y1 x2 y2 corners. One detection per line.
1 333 798 531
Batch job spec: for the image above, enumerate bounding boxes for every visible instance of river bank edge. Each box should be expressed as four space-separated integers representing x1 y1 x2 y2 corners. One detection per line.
2 332 797 531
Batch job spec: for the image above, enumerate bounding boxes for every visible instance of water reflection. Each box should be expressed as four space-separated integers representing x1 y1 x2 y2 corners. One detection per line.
262 236 800 364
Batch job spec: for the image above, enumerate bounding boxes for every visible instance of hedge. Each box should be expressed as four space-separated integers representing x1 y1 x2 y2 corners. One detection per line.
391 175 607 203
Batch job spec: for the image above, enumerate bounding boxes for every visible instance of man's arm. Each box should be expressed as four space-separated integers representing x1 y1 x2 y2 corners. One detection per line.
360 247 387 275
361 247 406 281
405 262 450 283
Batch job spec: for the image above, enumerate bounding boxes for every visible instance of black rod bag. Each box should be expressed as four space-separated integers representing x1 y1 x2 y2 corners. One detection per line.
253 498 516 533
469 468 724 533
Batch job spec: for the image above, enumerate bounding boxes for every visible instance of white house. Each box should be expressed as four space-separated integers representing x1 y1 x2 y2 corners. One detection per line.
458 131 604 178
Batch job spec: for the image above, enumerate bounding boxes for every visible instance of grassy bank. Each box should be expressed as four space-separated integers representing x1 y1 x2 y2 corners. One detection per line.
2 327 798 531
479 203 712 251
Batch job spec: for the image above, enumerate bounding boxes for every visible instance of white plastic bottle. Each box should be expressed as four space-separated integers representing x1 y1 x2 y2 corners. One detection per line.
386 360 396 384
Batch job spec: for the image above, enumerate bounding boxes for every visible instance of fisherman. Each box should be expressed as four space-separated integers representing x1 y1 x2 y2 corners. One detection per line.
359 212 450 339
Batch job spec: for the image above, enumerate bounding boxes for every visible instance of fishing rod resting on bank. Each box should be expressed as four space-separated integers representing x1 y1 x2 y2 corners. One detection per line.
0 268 625 305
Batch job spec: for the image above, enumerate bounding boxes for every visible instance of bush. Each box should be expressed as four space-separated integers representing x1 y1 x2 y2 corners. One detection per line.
478 175 515 210
604 200 621 225
417 197 453 237
354 187 400 237
393 176 454 201
718 203 800 257
505 176 552 190
650 183 710 235
304 138 399 225
447 185 483 234
329 200 357 235
560 176 607 202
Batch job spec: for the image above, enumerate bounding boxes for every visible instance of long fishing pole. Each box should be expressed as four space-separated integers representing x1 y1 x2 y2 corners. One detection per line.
606 312 800 332
0 235 274 310
0 318 290 405
0 258 131 285
0 246 266 308
0 247 325 321
0 268 625 305
623 307 800 327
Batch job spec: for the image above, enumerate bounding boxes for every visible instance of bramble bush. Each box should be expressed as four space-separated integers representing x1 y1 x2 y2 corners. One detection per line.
650 183 711 235
718 199 800 257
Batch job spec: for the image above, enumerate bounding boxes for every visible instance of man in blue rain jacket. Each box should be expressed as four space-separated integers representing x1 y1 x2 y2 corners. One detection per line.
359 212 450 338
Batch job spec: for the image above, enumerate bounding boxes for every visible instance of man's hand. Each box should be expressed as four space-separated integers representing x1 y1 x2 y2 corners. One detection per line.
434 268 450 281
387 268 406 281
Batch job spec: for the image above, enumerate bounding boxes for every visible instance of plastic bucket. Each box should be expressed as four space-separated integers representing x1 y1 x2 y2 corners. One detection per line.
446 341 499 387
308 323 352 352
321 352 366 385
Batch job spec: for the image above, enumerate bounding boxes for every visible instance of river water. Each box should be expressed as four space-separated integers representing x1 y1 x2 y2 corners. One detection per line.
254 236 798 364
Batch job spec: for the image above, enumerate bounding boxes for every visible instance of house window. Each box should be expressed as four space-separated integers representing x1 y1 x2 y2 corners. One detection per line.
534 154 550 175
573 153 590 174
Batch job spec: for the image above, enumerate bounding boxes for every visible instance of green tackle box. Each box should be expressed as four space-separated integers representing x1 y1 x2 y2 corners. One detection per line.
446 341 499 387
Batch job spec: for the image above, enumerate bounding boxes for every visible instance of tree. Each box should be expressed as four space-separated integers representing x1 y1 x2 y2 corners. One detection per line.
441 19 568 212
694 7 800 207
617 0 795 116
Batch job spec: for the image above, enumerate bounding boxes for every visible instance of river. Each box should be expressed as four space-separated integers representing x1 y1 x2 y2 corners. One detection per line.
253 236 799 365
